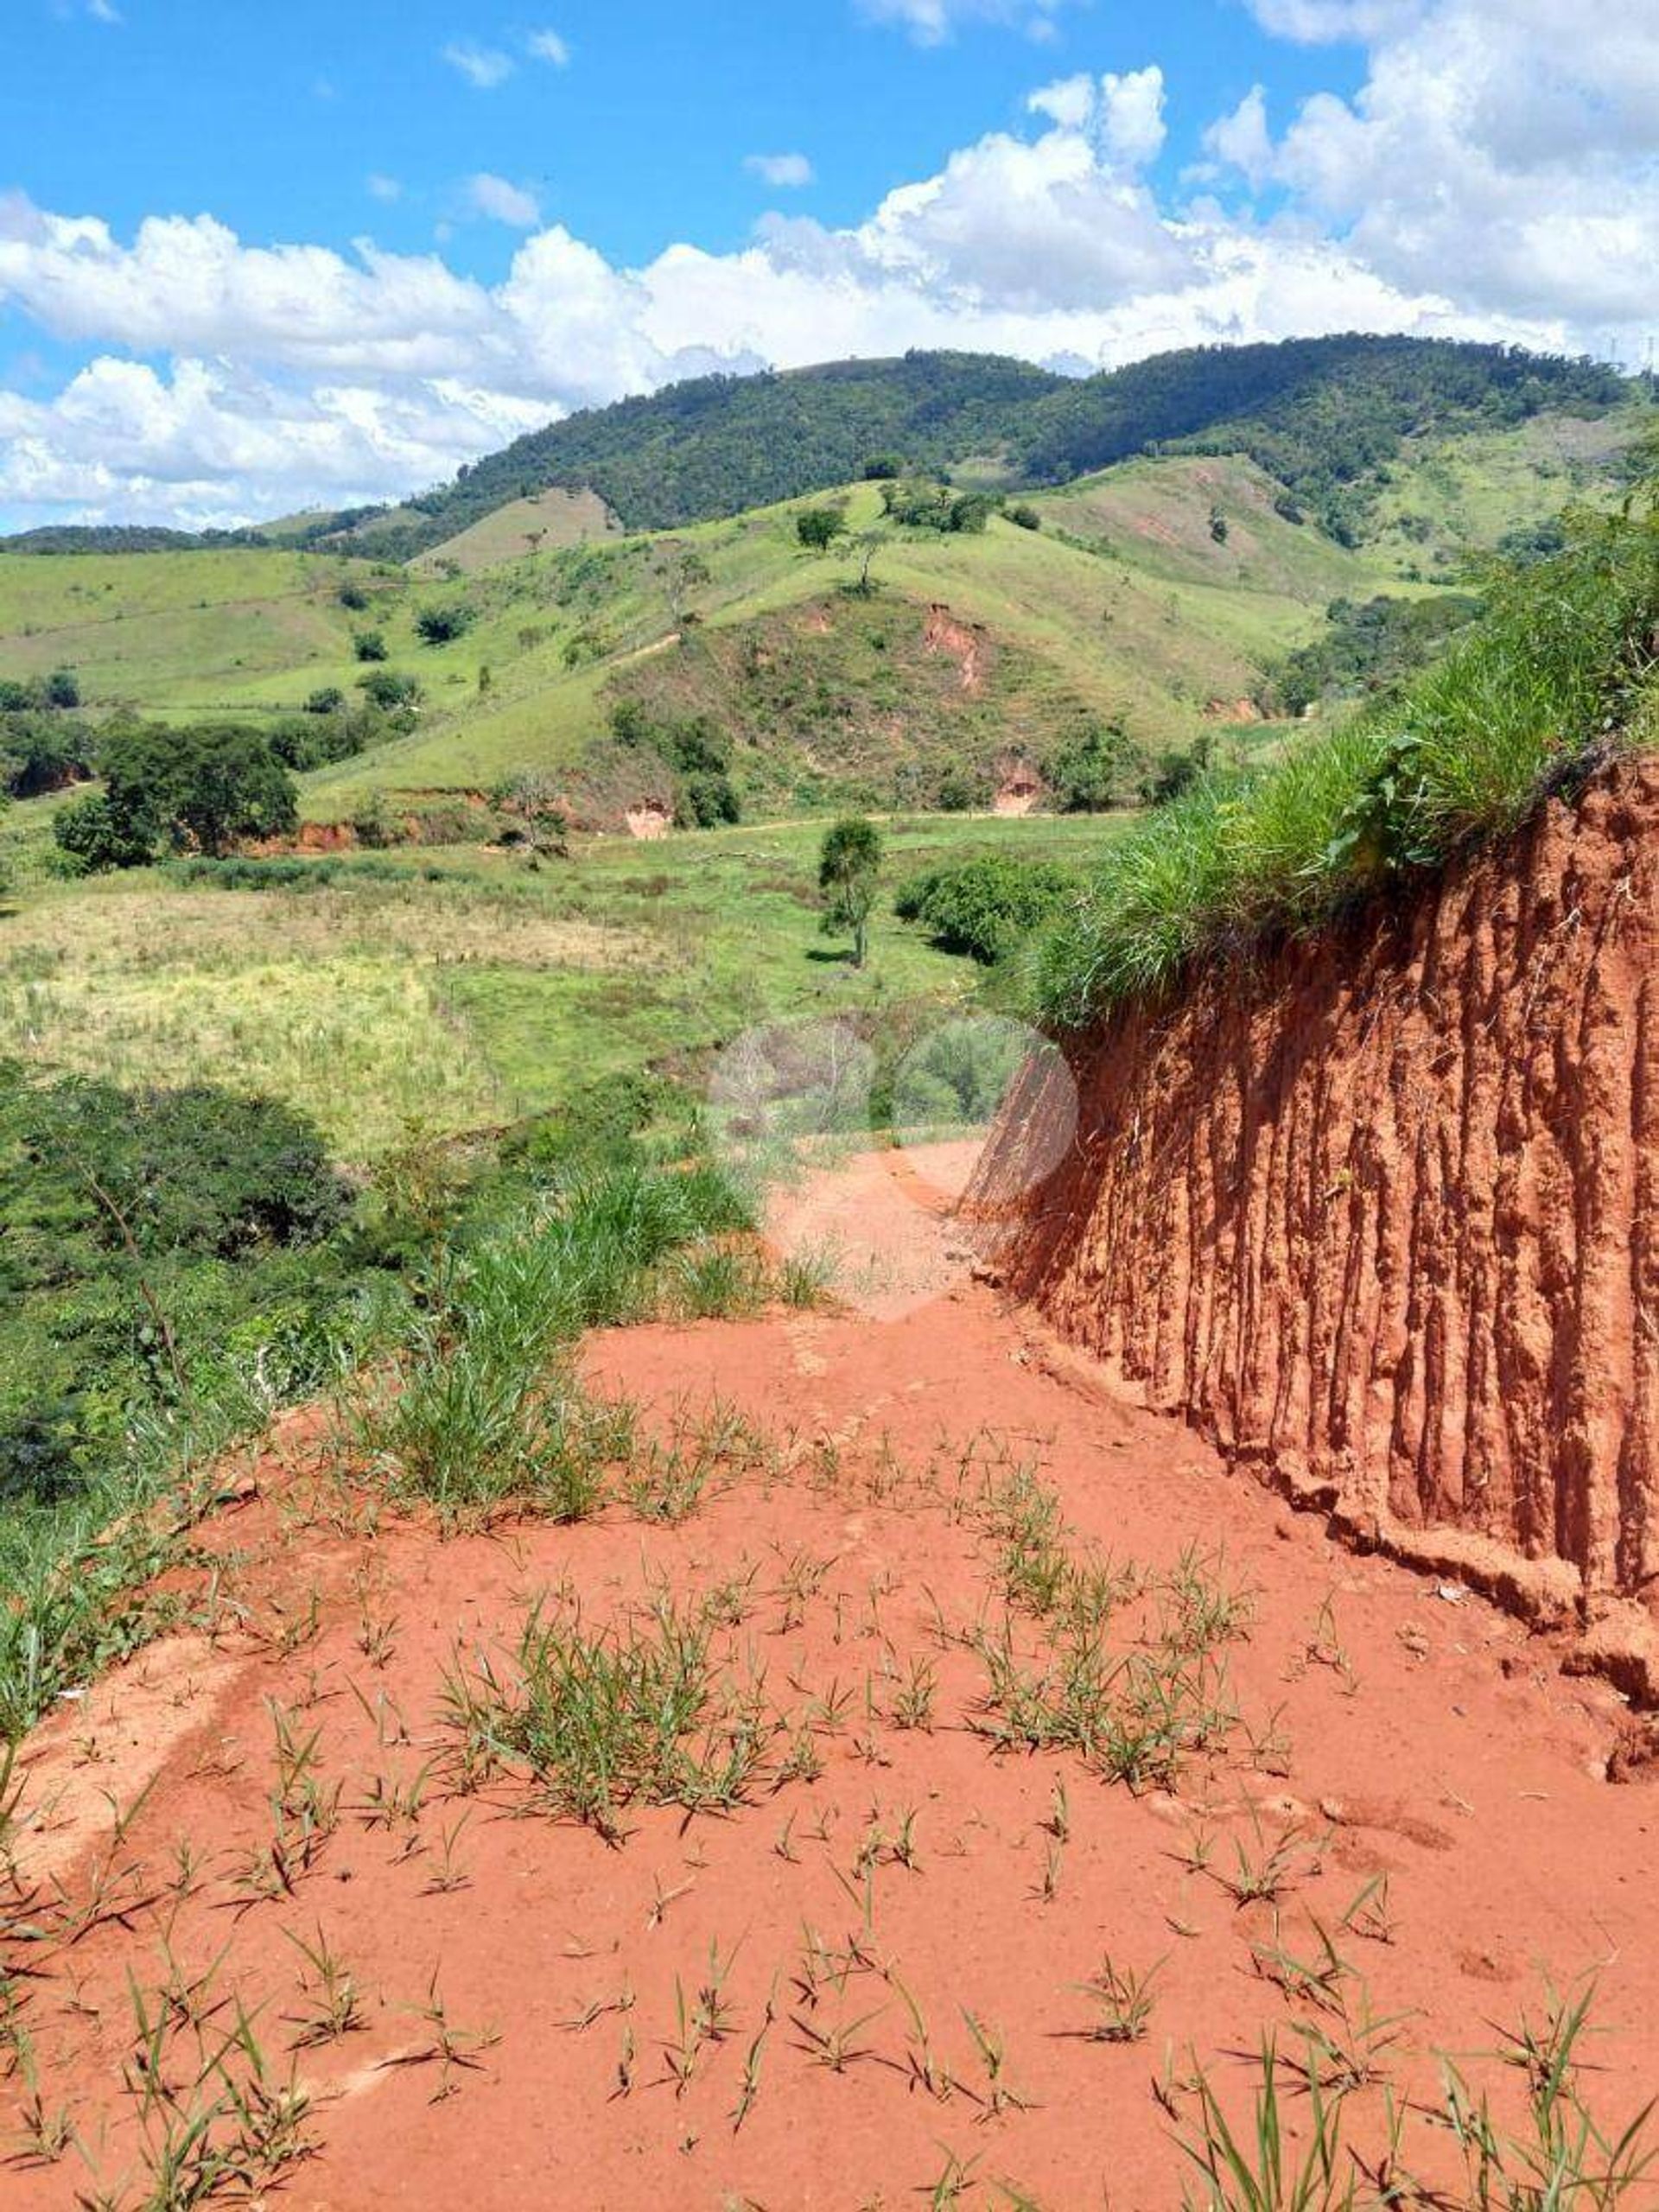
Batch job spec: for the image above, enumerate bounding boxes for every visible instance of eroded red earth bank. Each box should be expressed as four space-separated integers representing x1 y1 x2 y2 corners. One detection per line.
973 757 1659 1695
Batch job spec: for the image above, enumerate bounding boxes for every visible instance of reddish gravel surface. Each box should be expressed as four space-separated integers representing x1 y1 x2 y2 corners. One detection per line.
4 1147 1657 2209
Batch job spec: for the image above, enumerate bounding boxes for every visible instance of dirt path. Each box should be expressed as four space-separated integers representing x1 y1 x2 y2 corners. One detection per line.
3 1149 1657 2208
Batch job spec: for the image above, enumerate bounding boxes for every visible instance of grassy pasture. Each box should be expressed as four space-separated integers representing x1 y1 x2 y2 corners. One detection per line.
296 479 1375 811
408 487 619 576
0 812 1121 1161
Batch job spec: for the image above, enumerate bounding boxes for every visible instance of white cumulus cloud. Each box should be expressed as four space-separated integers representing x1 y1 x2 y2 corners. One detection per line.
466 174 543 228
526 27 571 65
1211 0 1659 325
857 0 1081 46
1203 86 1274 188
744 153 816 188
3 0 1655 531
441 38 514 89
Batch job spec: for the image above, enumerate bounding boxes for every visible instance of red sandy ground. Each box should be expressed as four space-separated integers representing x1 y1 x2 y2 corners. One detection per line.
4 1147 1658 2209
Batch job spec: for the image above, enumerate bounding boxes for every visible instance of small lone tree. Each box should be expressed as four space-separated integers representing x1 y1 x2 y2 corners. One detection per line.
818 815 882 969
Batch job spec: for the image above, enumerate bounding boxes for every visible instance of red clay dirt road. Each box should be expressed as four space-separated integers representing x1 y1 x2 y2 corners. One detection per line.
3 1146 1657 2209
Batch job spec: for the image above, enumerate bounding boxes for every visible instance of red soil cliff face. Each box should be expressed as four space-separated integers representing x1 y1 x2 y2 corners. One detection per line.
973 756 1659 1682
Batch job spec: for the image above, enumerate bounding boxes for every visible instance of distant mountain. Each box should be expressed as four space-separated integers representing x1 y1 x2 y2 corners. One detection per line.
0 524 272 556
3 336 1632 564
355 334 1630 556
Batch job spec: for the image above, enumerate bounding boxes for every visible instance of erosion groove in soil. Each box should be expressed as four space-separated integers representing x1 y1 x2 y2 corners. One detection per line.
972 755 1659 1683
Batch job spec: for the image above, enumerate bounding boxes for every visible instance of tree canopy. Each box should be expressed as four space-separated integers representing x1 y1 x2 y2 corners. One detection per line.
818 815 883 969
54 722 298 870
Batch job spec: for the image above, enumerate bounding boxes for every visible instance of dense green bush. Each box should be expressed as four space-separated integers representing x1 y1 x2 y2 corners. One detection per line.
52 721 297 869
796 505 847 550
3 1076 347 1264
416 603 474 645
357 668 422 710
52 790 155 871
1 711 96 798
880 479 998 534
0 1067 360 1530
269 703 398 771
0 668 79 714
1046 720 1147 813
896 854 1077 963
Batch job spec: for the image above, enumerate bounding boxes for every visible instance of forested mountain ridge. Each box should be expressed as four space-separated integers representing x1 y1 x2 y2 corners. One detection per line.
346 335 1630 556
5 336 1631 562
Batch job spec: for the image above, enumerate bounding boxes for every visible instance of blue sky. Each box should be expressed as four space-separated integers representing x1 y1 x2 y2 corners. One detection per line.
0 0 1653 527
5 3 1357 270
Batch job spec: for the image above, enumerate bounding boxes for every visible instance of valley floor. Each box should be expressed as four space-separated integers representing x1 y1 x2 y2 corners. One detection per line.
4 1147 1656 2209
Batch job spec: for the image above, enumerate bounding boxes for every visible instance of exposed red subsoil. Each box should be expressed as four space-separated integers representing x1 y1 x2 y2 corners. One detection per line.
972 758 1659 1693
4 1148 1658 2209
923 604 987 695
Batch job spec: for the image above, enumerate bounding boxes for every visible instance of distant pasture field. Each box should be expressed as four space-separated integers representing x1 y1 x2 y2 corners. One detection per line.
0 812 1121 1161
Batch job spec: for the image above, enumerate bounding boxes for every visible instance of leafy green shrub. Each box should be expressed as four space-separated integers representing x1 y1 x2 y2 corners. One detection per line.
0 669 79 713
353 628 388 663
0 1065 365 1605
933 765 985 811
895 854 1077 963
880 479 1000 534
4 1076 347 1260
796 505 847 550
1046 719 1147 813
269 706 391 772
1141 737 1213 807
53 791 151 872
357 668 422 710
416 604 474 645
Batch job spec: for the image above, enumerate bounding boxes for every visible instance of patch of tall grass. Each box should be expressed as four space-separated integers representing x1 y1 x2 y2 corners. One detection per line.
1026 499 1659 1031
437 1592 772 1837
365 1151 760 1523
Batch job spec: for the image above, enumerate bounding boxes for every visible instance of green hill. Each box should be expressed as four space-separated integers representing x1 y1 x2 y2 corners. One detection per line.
6 335 1632 565
0 340 1644 836
336 334 1631 555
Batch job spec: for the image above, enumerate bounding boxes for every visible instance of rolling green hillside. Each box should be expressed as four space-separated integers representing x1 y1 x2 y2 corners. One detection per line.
295 469 1403 819
408 488 619 576
0 547 382 713
327 334 1634 553
0 340 1644 835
